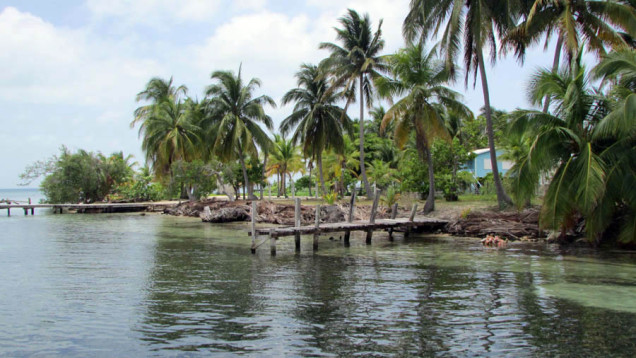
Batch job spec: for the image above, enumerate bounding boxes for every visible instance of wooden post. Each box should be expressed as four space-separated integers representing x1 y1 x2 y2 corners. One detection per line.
388 203 398 241
369 188 380 224
405 203 418 238
270 229 276 256
313 204 320 251
315 181 319 199
348 191 356 223
7 208 9 217
24 208 28 216
344 231 350 247
251 201 257 254
366 188 380 244
31 208 34 215
294 198 301 251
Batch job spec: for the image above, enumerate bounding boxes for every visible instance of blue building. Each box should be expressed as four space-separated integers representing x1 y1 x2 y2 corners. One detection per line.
464 148 513 178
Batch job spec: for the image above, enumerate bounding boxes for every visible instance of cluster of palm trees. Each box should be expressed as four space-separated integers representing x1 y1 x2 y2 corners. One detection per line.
133 1 636 242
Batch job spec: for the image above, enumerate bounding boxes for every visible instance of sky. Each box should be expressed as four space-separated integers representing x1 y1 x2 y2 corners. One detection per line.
0 0 559 189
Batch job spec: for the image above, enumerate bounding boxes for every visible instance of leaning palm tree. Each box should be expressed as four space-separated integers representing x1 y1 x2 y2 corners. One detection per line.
206 66 275 199
506 0 636 112
404 0 516 208
376 44 472 213
280 64 352 195
319 9 387 199
507 55 609 241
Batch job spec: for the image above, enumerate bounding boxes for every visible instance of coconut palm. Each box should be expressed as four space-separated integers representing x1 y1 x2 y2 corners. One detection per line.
507 55 611 241
132 77 188 129
268 135 302 198
137 98 201 180
404 0 516 208
280 64 352 195
375 44 472 213
319 9 387 199
506 0 636 112
206 67 275 199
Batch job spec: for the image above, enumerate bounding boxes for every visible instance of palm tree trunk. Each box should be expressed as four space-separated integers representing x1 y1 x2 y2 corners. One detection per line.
317 153 327 195
260 152 267 200
238 150 252 200
477 48 513 209
340 158 346 196
359 74 373 199
415 126 435 213
282 166 287 198
543 37 563 113
308 163 313 197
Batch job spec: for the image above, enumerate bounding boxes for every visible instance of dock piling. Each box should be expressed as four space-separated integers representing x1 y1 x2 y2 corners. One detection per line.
270 229 276 256
405 204 418 238
294 198 301 251
251 201 257 254
366 188 380 244
388 203 398 241
313 205 320 251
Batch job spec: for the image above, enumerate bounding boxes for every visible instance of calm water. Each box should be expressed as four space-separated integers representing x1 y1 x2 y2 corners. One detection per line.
1 208 636 357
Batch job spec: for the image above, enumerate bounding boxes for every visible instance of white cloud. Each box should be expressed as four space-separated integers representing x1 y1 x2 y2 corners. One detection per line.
85 0 223 25
0 7 163 106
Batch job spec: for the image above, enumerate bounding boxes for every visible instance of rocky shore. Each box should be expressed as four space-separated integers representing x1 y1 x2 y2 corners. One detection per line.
164 198 545 241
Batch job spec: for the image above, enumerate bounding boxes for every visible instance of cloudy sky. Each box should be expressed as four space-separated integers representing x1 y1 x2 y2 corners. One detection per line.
0 0 556 188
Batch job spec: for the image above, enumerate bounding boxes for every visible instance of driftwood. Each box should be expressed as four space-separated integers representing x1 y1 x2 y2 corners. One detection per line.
446 208 542 239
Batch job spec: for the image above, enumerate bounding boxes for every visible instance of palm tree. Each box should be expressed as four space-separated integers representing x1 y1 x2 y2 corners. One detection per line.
319 9 387 199
376 44 472 213
404 0 516 208
206 66 275 199
268 135 302 198
132 77 188 129
506 0 636 112
136 98 201 180
507 55 610 241
591 49 636 242
280 64 352 195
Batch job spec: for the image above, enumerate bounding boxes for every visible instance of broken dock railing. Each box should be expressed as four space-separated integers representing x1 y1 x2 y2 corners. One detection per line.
249 190 448 255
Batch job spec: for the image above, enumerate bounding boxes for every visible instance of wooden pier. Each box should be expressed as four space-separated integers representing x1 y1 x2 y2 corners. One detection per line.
0 202 177 216
249 190 448 255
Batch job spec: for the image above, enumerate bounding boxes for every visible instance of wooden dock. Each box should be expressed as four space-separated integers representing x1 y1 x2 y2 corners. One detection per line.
0 202 177 216
249 191 448 255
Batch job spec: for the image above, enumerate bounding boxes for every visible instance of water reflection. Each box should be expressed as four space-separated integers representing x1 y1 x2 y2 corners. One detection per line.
2 214 636 356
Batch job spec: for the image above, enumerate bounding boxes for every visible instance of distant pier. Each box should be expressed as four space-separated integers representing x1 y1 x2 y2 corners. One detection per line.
0 201 177 216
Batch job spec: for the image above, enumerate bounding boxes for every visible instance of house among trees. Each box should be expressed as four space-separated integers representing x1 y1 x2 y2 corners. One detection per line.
463 148 513 179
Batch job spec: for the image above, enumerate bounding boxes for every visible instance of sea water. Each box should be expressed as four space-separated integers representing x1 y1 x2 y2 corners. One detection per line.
1 210 635 356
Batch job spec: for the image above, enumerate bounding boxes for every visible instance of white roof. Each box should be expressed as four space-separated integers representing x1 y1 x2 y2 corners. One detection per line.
472 148 490 155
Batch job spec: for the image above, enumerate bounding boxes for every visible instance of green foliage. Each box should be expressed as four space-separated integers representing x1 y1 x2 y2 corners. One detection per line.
24 147 133 203
322 191 338 205
117 167 164 202
295 176 314 191
170 160 218 201
382 186 401 208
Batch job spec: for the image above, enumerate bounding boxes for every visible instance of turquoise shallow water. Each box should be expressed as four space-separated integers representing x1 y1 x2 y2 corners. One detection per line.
1 211 636 356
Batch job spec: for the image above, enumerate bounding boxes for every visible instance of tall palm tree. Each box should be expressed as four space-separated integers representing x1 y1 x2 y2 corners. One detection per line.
319 9 387 199
376 44 472 213
280 64 352 195
137 98 201 180
506 0 636 112
404 0 516 208
206 66 275 199
132 77 188 129
268 135 302 198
